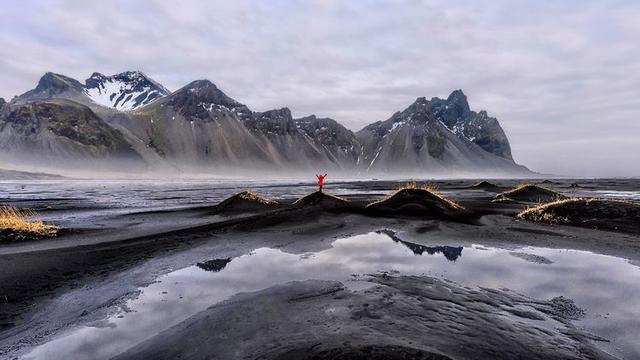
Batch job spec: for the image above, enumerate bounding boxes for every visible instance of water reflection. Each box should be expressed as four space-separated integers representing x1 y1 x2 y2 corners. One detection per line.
196 258 232 272
377 229 463 260
21 232 640 360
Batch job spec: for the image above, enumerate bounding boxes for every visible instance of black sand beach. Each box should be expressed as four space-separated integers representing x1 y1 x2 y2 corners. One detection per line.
1 178 640 359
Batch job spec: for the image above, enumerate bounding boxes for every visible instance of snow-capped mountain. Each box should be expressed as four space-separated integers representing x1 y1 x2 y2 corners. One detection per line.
84 71 170 111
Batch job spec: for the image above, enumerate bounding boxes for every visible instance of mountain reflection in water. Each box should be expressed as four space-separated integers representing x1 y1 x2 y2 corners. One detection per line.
196 258 232 272
377 229 463 261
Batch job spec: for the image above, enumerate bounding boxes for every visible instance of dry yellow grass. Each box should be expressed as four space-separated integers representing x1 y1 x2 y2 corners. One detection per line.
236 190 278 205
394 181 443 194
516 197 581 223
516 196 640 234
497 182 537 197
369 181 463 210
517 197 634 222
513 182 535 190
517 197 582 218
0 206 59 236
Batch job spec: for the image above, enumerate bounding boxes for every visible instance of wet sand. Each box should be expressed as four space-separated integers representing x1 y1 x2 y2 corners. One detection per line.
1 179 639 359
116 277 612 360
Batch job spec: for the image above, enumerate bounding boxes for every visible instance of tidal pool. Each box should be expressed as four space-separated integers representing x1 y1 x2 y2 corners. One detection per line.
22 231 640 359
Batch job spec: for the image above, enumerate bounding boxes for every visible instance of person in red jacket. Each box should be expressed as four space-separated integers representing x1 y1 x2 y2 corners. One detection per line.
316 173 327 192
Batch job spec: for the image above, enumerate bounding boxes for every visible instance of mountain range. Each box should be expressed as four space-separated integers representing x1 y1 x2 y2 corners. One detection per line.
0 71 531 177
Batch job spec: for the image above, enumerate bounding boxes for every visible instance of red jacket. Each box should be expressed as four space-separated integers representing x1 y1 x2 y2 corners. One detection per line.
316 174 326 186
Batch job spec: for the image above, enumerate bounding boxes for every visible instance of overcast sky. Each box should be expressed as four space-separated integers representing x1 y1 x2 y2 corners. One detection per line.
1 0 638 176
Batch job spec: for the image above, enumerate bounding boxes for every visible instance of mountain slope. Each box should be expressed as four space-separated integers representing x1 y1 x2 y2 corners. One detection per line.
0 99 144 171
130 81 363 172
127 80 277 171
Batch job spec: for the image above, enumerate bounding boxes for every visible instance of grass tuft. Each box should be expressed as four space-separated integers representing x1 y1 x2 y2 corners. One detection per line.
235 190 278 205
0 206 59 236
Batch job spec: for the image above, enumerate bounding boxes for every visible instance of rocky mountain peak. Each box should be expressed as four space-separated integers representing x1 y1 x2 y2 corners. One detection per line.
178 80 240 107
163 80 251 120
431 89 471 124
447 89 468 105
37 72 84 92
0 98 5 108
426 90 513 160
414 96 428 105
13 72 85 103
183 79 217 91
84 70 169 111
88 72 107 81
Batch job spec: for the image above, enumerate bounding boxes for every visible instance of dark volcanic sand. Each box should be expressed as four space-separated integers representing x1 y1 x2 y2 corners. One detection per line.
1 178 639 359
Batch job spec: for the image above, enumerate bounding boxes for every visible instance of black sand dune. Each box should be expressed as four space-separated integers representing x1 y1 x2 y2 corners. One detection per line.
468 180 503 192
210 190 279 214
293 191 351 209
367 188 464 217
518 198 640 235
494 184 567 203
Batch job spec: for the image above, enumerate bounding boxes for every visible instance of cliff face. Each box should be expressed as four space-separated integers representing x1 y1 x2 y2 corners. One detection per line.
430 90 512 160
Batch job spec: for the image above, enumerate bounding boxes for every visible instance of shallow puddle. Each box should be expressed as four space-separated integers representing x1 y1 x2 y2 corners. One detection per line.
22 231 640 359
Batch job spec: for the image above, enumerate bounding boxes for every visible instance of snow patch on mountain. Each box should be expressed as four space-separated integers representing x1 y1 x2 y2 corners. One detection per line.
84 71 170 111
